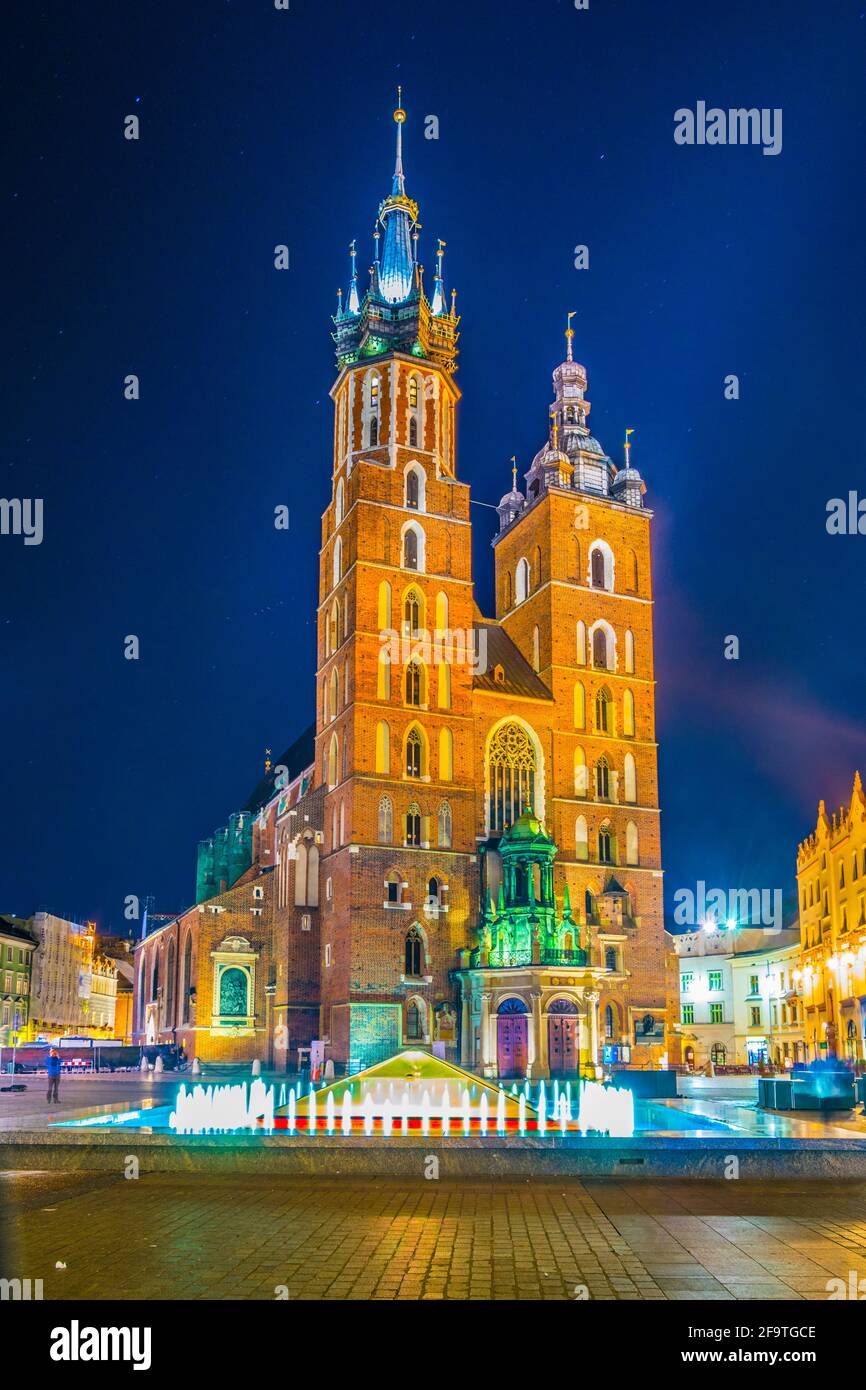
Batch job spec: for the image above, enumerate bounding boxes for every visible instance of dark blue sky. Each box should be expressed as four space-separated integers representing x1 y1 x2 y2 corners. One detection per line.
3 0 865 931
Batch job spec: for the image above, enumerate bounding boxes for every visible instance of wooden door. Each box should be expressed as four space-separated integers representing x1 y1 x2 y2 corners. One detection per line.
548 1015 579 1074
497 1014 528 1077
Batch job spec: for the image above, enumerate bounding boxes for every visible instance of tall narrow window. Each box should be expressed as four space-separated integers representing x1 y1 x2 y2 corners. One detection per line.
626 821 639 866
328 733 339 789
332 536 342 588
487 721 537 833
625 629 635 673
369 415 378 446
599 823 613 864
574 682 586 730
595 756 610 800
592 627 609 669
403 527 419 570
574 747 587 796
377 580 392 631
406 727 423 778
624 751 637 803
405 660 423 707
377 647 391 700
515 557 530 603
404 588 422 635
438 801 452 848
591 548 606 588
576 620 587 665
439 727 453 781
623 689 635 736
375 721 390 774
406 467 419 508
335 477 344 526
575 815 588 861
532 626 540 672
596 688 611 734
377 796 393 844
406 804 422 846
405 926 423 977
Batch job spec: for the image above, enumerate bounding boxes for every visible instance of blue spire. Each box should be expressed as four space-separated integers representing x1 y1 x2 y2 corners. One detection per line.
430 239 447 316
346 239 360 315
378 90 417 305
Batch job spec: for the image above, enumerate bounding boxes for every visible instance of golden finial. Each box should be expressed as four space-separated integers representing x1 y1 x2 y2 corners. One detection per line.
394 85 406 122
566 310 576 362
264 747 272 774
625 427 634 462
510 456 517 490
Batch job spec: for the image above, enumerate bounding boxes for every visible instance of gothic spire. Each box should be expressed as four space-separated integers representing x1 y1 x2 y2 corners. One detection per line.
378 90 418 304
430 239 447 316
346 240 360 315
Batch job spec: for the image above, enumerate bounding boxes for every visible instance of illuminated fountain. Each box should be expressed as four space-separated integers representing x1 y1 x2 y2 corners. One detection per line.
169 1077 275 1135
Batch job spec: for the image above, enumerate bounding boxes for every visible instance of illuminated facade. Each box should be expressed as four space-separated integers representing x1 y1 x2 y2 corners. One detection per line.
796 772 866 1061
135 98 670 1076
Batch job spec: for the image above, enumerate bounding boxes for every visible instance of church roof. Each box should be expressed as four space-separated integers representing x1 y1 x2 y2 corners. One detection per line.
472 622 553 701
243 723 316 814
500 807 554 846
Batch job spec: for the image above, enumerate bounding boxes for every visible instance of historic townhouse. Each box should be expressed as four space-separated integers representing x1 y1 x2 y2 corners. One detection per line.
135 98 670 1077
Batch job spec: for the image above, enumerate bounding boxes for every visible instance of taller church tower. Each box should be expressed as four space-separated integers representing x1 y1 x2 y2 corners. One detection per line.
316 96 478 1069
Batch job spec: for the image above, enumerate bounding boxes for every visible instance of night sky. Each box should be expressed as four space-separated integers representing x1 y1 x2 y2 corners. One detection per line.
3 0 865 933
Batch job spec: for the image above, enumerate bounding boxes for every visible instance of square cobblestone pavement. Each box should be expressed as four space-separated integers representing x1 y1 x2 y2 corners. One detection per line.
2 1172 866 1301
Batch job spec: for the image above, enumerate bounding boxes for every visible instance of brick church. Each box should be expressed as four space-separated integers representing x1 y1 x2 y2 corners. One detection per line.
134 98 671 1077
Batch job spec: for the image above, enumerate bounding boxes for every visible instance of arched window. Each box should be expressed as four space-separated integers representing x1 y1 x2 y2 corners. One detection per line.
335 477 345 526
306 843 319 905
409 376 419 410
575 815 588 861
406 726 424 778
624 752 637 803
405 464 424 510
504 571 513 610
574 682 586 730
377 580 391 631
532 626 540 672
487 721 537 833
576 620 587 665
589 540 614 592
623 689 635 737
595 756 611 801
598 823 613 864
625 629 635 673
403 588 422 634
574 747 587 796
332 536 342 589
439 727 453 780
219 967 248 1018
435 590 448 632
369 415 378 445
515 557 530 603
604 1004 614 1039
377 796 393 844
596 688 612 734
181 932 193 1024
405 660 424 706
328 602 339 654
405 998 423 1040
405 926 424 978
165 941 175 1026
328 733 339 789
406 803 422 846
377 646 391 700
402 522 424 571
329 668 339 720
375 721 390 774
438 800 452 848
295 842 308 907
151 953 159 1002
409 416 418 447
626 821 639 866
592 627 608 669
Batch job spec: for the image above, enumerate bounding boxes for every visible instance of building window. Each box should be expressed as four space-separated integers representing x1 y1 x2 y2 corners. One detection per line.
406 727 423 778
710 1003 723 1024
487 721 537 833
437 801 452 848
515 557 530 603
604 946 617 972
405 926 423 978
708 970 722 992
406 999 423 1041
325 944 332 968
405 805 422 847
378 796 393 844
750 1005 761 1026
595 688 611 734
598 825 613 864
403 588 422 634
592 627 609 670
681 972 693 993
595 757 610 800
405 659 423 707
682 1004 694 1024
604 1004 614 1039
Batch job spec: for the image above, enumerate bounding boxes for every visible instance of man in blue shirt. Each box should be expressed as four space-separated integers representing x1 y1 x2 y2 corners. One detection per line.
46 1047 61 1104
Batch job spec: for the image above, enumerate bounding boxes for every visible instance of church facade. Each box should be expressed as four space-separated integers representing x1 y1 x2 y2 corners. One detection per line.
134 99 670 1078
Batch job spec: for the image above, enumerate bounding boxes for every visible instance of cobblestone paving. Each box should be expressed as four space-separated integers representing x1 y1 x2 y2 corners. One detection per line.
2 1172 866 1300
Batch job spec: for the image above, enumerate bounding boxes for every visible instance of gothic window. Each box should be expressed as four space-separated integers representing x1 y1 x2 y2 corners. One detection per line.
596 688 612 734
605 947 617 972
585 889 595 920
626 821 639 865
591 547 605 588
328 733 339 789
306 843 319 906
369 415 378 446
295 842 308 907
405 659 423 706
438 801 453 848
405 926 424 978
181 932 193 1024
377 796 393 844
406 804 422 846
435 590 448 631
406 999 423 1040
595 756 610 800
402 523 424 571
427 877 441 905
604 1004 614 1039
576 620 587 665
328 602 339 653
487 721 537 833
150 954 159 1002
335 477 345 526
589 541 614 591
405 466 420 508
165 941 175 1025
625 629 635 673
515 557 530 603
409 417 418 447
329 668 338 720
599 823 613 864
370 375 379 408
439 727 453 780
404 588 422 634
406 727 423 778
219 967 248 1018
332 536 342 589
532 625 540 672
409 376 419 410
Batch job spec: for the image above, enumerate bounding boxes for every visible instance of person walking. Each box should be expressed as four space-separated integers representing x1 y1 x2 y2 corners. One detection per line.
46 1047 61 1104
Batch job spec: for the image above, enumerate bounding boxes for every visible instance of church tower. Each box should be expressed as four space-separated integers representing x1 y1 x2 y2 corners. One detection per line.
316 96 478 1069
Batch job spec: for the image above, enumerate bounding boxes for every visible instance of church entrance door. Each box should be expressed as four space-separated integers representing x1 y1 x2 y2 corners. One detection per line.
548 1014 580 1074
497 1013 528 1077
